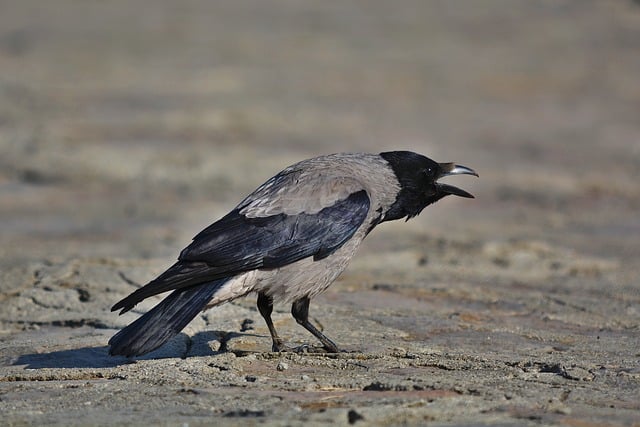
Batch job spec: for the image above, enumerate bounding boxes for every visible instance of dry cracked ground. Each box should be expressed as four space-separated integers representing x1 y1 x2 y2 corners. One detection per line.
1 1 639 426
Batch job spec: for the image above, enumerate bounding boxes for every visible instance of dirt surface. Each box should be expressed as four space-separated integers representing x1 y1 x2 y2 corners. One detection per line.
1 1 639 426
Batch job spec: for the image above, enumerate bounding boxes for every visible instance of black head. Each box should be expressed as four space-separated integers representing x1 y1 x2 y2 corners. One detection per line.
380 151 478 222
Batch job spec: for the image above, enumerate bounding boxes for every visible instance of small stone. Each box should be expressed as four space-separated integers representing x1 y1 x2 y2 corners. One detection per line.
391 347 407 358
348 409 364 424
276 361 288 371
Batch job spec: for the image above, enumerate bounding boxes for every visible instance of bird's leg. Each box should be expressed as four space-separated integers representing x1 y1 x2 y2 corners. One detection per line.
291 296 340 353
257 292 286 352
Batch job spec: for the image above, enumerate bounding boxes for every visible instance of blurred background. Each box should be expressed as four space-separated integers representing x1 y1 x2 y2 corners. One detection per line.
1 0 639 290
2 2 640 424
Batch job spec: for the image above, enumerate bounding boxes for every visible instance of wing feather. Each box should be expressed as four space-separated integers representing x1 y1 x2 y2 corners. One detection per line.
112 189 370 313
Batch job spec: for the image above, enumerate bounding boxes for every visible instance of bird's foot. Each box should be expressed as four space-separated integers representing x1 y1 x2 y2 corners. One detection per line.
272 343 341 354
292 344 333 354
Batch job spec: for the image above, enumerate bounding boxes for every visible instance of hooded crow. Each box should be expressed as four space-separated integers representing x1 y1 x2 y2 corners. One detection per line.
109 151 477 357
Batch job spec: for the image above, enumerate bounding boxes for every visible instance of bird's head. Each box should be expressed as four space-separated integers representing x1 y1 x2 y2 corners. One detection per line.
380 151 478 222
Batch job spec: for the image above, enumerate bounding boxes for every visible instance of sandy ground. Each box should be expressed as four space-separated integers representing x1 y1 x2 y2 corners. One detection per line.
1 1 639 425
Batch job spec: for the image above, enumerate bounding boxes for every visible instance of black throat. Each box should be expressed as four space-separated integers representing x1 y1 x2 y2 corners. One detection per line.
380 151 441 222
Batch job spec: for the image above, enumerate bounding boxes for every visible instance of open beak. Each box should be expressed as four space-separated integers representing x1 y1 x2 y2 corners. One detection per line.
436 163 478 199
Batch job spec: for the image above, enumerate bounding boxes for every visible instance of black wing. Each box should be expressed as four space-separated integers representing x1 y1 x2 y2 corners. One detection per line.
112 190 370 313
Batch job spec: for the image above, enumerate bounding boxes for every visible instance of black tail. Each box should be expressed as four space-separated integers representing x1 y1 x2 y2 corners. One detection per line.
108 279 228 357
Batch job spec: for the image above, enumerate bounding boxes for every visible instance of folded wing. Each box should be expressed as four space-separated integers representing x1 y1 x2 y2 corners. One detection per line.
111 189 370 314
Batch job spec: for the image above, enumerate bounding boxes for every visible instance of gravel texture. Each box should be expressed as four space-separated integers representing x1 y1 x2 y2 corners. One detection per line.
1 1 639 426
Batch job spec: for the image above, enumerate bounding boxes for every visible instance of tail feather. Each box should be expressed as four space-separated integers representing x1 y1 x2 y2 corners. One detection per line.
111 261 220 314
109 279 227 357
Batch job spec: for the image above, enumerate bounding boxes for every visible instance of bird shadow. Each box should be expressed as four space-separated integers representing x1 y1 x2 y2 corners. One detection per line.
12 330 263 369
14 345 128 369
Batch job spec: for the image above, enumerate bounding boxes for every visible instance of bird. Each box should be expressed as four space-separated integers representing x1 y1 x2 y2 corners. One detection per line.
108 151 477 357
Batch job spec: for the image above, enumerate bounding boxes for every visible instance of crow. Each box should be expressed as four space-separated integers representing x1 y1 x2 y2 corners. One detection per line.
109 151 477 357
